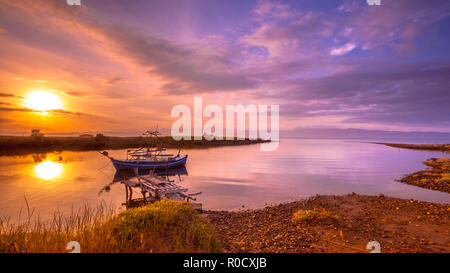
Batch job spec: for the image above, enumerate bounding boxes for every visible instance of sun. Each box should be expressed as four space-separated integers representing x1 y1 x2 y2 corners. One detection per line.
25 90 62 111
34 161 63 180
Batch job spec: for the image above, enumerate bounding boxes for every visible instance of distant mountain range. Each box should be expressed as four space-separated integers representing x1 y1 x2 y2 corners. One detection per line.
281 128 450 142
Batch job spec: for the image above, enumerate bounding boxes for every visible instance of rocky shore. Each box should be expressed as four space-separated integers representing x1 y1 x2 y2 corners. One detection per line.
206 194 450 253
399 158 450 193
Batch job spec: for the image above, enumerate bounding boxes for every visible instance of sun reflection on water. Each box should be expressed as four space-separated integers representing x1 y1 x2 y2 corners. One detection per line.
34 161 63 180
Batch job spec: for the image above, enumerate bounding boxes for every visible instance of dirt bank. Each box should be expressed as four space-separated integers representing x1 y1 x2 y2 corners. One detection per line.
206 194 450 253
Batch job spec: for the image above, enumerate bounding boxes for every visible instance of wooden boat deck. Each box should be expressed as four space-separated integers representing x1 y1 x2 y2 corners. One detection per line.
121 169 202 210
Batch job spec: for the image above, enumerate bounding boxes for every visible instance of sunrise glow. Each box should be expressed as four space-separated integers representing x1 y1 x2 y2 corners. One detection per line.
24 91 62 112
34 161 63 180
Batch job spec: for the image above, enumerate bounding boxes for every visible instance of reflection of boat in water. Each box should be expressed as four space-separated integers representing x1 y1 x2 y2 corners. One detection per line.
102 167 200 210
112 166 188 183
100 129 188 171
99 166 188 195
123 170 199 202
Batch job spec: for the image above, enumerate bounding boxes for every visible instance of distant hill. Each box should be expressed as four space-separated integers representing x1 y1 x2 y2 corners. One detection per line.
281 128 450 142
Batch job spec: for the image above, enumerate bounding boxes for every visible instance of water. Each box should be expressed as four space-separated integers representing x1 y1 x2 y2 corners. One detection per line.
0 139 448 222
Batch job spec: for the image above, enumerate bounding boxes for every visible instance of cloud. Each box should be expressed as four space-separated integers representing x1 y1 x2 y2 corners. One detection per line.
0 106 32 113
241 10 330 58
0 105 95 117
2 0 257 94
252 0 293 20
336 0 450 51
276 62 450 127
93 24 257 93
48 109 96 117
330 43 356 56
62 91 87 97
104 76 125 85
0 92 24 98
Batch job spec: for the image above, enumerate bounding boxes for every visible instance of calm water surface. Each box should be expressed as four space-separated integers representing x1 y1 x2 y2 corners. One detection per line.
0 139 448 222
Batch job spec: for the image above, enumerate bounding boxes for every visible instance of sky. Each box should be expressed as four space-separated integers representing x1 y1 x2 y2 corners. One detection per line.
0 0 449 136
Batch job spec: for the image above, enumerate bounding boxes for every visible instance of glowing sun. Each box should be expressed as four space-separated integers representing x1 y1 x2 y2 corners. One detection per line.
25 90 62 111
34 161 63 180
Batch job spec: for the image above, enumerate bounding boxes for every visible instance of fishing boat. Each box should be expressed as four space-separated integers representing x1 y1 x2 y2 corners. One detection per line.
105 151 188 171
100 128 188 171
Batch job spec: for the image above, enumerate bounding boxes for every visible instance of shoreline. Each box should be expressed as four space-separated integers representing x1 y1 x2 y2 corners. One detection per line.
0 135 269 156
206 193 450 253
375 142 449 193
399 158 450 194
375 142 450 152
1 194 449 253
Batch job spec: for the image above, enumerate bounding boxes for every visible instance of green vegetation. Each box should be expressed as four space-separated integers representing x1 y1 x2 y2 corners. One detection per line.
0 135 269 155
0 200 221 253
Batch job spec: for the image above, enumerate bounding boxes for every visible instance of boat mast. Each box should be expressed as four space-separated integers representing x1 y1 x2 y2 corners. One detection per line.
142 126 162 159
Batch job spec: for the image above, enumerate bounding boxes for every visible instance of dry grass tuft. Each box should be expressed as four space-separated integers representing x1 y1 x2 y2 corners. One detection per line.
0 200 221 253
291 209 341 224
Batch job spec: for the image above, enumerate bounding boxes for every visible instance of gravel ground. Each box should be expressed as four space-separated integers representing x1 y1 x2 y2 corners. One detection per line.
206 194 450 253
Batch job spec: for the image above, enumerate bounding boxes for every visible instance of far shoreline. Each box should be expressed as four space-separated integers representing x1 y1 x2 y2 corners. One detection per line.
374 142 450 152
0 135 270 156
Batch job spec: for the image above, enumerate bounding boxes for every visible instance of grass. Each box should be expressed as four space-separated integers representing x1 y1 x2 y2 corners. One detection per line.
0 135 269 155
0 200 221 253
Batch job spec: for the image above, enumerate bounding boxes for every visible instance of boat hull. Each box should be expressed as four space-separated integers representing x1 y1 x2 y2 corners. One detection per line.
110 155 188 170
